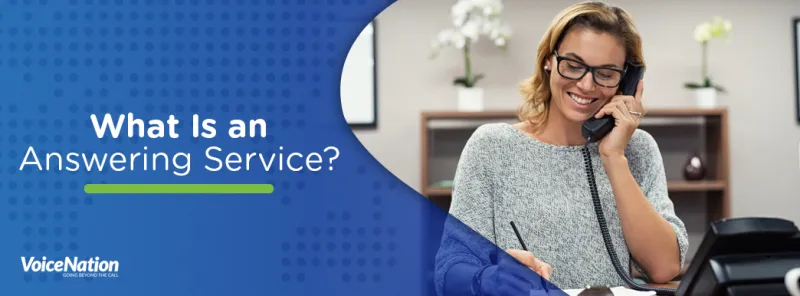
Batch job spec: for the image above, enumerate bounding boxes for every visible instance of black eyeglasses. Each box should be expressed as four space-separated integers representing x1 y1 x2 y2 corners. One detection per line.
553 50 627 88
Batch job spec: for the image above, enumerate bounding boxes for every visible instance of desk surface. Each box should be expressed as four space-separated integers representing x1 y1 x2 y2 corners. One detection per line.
647 282 679 289
645 282 680 296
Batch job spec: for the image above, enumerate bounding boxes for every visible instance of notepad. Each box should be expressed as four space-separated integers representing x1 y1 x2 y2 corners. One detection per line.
562 286 656 296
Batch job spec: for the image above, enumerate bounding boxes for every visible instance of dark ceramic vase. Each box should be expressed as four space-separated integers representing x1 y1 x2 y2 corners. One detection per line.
683 153 706 181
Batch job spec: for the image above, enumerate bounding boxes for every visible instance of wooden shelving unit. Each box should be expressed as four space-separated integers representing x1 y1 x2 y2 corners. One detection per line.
420 107 730 226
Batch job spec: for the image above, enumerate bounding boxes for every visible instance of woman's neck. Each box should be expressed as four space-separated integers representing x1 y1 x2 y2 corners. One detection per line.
532 109 587 146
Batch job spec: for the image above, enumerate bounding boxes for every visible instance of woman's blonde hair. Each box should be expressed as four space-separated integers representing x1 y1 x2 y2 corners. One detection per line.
517 1 645 130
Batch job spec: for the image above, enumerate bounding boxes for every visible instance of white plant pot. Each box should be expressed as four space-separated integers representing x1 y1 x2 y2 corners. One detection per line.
694 87 717 108
457 87 484 112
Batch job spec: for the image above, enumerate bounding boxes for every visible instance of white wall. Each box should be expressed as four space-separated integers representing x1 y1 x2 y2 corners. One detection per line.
353 0 800 224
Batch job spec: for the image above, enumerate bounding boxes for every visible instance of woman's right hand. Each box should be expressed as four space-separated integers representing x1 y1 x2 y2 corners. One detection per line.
505 249 553 281
479 249 559 296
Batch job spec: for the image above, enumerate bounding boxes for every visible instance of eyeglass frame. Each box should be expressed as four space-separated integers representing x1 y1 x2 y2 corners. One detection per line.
552 50 628 88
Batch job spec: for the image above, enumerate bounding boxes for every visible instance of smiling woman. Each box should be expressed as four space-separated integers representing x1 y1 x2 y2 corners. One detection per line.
434 1 688 295
517 6 643 138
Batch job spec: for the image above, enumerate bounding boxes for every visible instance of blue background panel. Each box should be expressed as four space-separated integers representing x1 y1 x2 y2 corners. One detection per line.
0 0 470 295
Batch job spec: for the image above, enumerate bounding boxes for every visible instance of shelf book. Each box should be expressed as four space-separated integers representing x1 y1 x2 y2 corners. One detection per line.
420 107 730 264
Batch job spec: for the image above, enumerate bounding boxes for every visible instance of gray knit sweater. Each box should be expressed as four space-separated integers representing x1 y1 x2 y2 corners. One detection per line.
434 122 689 293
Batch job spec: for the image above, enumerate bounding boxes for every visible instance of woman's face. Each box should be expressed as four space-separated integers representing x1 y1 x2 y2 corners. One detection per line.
544 28 627 124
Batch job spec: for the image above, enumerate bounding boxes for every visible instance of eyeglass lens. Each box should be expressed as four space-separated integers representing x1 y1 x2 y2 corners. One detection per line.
558 59 623 87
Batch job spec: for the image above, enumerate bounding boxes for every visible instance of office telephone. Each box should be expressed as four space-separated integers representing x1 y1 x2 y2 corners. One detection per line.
578 63 800 295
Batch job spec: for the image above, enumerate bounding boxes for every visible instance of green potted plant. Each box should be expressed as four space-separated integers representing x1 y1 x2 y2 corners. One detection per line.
429 0 511 111
685 16 732 107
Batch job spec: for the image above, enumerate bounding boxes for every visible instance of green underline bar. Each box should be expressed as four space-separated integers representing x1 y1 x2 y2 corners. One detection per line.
84 184 274 194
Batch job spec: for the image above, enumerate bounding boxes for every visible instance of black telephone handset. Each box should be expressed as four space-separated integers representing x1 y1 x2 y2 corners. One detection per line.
577 63 680 294
581 65 644 143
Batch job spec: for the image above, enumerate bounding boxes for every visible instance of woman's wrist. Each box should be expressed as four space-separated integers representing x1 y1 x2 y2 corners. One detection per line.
601 153 628 167
601 154 631 186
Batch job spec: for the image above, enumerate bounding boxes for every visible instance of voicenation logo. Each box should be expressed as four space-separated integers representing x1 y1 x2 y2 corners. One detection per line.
21 256 120 278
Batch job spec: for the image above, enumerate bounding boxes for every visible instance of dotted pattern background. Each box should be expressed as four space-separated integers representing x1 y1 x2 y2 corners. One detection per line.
0 1 459 296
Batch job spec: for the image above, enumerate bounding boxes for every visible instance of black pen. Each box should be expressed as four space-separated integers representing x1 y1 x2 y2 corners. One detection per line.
509 221 528 251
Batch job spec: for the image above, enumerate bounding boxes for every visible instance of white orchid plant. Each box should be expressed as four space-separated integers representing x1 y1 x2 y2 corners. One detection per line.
429 0 512 88
685 16 732 93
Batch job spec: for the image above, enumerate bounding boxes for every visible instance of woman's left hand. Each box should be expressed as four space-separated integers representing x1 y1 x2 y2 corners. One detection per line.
594 80 644 158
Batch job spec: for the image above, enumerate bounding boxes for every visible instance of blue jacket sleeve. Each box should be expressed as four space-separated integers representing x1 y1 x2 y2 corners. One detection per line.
435 216 500 296
434 126 500 296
